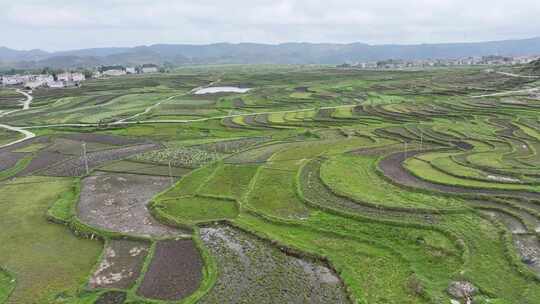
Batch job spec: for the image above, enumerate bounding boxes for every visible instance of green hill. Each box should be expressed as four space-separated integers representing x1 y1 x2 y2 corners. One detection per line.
522 58 540 75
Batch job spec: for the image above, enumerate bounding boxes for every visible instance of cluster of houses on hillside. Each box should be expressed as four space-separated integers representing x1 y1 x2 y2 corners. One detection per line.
97 64 159 77
1 63 161 90
1 72 85 89
338 55 540 70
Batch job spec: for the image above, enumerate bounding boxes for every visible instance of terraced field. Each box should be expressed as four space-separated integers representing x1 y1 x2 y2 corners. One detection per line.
1 65 540 304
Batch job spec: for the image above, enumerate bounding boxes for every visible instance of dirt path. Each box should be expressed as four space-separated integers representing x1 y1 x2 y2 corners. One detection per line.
0 123 36 149
0 90 35 148
378 150 540 200
496 71 540 79
112 94 181 124
0 109 20 118
16 89 33 110
471 87 539 98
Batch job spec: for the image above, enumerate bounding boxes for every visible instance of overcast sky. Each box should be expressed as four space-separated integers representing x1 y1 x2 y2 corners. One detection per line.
1 0 540 51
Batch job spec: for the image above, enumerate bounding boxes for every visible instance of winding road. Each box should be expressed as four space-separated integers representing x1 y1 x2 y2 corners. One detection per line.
16 89 33 110
0 123 35 149
470 71 540 98
0 90 36 148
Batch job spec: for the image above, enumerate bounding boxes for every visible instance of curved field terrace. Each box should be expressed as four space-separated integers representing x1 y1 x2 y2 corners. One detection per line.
379 149 540 199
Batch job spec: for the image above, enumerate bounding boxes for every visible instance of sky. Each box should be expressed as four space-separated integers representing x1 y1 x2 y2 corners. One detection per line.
1 0 540 51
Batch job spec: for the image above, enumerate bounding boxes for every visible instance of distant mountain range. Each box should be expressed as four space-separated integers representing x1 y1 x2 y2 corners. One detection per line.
2 37 540 69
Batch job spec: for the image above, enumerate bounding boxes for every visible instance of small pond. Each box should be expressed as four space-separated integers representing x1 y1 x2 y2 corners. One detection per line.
194 86 251 95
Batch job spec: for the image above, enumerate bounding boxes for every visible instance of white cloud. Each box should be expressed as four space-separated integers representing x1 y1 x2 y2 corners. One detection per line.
0 0 539 50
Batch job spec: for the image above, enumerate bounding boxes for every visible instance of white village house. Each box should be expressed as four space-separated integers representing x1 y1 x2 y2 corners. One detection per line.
48 81 65 88
2 75 30 86
27 74 56 89
141 64 159 73
71 72 85 82
2 76 22 85
57 72 71 82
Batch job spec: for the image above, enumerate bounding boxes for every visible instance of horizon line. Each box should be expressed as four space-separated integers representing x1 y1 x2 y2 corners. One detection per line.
3 35 540 53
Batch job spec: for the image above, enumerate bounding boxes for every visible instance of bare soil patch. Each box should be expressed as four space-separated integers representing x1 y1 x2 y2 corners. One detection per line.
45 138 114 155
137 239 202 301
0 136 50 153
294 86 310 92
221 117 244 129
315 108 335 120
0 151 27 171
244 115 271 129
15 151 68 177
199 225 350 304
233 98 246 108
513 234 540 276
78 172 187 237
88 240 149 289
254 114 271 126
42 144 159 177
60 133 143 146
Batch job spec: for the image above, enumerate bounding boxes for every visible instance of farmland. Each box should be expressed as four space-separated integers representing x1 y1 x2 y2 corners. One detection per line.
1 64 540 304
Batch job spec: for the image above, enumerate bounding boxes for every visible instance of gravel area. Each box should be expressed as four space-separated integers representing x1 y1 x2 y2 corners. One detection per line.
77 172 188 237
88 240 149 289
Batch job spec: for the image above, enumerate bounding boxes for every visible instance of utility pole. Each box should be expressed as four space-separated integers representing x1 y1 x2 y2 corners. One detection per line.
417 99 422 150
82 142 89 175
419 124 423 150
404 141 408 159
420 129 423 150
168 160 174 186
